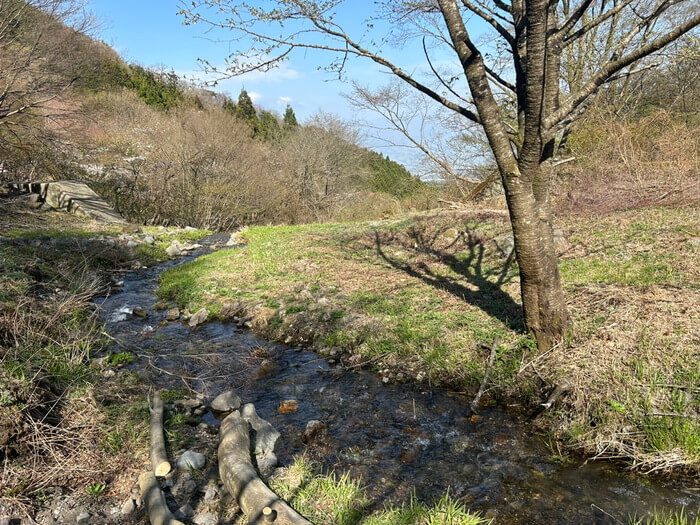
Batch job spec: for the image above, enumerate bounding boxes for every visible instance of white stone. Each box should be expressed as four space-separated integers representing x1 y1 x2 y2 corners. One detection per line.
176 450 206 470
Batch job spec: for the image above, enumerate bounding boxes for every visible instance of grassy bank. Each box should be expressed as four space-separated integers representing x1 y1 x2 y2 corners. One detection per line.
0 200 208 516
159 205 699 473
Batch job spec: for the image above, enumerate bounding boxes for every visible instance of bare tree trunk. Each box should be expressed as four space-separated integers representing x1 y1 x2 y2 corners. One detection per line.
502 164 570 349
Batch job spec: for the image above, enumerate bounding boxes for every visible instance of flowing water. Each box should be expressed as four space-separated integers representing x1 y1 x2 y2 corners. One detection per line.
97 239 699 524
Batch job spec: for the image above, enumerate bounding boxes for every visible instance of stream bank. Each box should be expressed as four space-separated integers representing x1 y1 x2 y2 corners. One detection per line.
95 242 699 524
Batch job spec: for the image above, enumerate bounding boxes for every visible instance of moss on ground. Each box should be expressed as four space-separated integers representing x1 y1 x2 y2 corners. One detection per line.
158 205 699 473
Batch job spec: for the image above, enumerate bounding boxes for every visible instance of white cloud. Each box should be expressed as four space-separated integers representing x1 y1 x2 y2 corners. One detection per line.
248 91 263 103
278 96 292 105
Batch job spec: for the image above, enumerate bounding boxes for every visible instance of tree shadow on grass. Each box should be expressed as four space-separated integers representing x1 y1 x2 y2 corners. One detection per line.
373 226 525 332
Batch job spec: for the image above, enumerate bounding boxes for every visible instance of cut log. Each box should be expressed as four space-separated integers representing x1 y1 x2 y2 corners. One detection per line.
138 471 184 525
240 403 280 478
219 411 312 525
149 390 172 477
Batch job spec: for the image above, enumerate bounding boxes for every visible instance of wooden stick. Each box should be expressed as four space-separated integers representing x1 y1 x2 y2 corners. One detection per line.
219 411 312 525
471 335 499 412
138 471 184 525
149 390 172 477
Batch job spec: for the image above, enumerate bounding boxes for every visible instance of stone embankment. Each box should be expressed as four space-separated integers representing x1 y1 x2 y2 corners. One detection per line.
7 180 125 223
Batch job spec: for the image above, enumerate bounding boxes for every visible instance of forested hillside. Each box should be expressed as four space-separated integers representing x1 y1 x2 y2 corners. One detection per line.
0 1 438 231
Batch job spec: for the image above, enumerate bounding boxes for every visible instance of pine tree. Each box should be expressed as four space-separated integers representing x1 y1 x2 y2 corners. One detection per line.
222 97 236 114
258 110 281 141
283 104 298 131
236 89 258 131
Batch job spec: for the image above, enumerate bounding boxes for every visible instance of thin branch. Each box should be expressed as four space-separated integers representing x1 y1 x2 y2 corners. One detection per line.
547 13 700 130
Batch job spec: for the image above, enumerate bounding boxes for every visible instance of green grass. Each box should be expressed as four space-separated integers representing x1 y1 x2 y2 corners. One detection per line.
157 205 700 472
270 457 490 525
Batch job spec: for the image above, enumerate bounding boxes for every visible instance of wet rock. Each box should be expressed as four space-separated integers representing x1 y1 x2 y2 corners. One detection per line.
177 450 206 470
153 300 168 311
302 420 325 443
278 399 298 414
193 512 217 525
189 308 208 327
132 307 148 318
210 391 241 413
120 498 136 516
257 358 279 379
166 243 182 257
165 307 180 321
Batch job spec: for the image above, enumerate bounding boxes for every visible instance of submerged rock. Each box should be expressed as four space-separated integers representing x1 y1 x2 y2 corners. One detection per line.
132 307 148 318
278 399 298 414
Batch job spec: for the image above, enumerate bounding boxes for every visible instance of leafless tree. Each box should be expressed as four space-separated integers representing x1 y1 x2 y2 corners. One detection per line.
179 0 700 349
0 0 97 152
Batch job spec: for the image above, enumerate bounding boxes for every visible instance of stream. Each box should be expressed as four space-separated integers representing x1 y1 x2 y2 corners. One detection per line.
97 238 699 524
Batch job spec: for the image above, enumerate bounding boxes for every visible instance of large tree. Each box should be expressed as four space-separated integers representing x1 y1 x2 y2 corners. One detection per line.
180 0 700 349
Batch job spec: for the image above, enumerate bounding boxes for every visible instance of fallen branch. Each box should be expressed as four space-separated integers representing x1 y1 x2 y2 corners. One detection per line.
219 411 312 524
148 389 171 477
139 471 185 525
471 335 499 412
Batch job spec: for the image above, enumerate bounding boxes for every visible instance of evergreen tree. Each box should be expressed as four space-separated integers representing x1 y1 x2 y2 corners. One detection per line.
222 97 237 114
236 89 258 131
283 104 299 130
258 110 281 141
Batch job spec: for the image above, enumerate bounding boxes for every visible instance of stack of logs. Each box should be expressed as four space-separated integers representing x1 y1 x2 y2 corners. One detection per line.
139 390 311 525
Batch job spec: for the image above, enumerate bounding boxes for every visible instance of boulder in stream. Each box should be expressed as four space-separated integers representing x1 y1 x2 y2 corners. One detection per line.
189 308 208 327
211 391 241 413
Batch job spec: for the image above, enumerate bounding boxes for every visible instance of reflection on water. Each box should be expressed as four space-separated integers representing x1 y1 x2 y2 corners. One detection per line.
97 244 699 524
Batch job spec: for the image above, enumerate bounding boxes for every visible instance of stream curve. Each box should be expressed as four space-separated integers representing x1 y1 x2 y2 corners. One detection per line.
97 239 699 524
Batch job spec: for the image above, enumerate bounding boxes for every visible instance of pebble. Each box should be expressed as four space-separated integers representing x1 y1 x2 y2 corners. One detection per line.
193 512 218 525
121 498 136 516
303 420 325 443
76 512 90 524
211 391 241 412
203 486 218 502
132 307 148 318
176 450 206 470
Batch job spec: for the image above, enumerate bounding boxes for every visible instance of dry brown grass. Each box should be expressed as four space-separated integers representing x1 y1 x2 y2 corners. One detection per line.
0 203 149 517
556 109 699 214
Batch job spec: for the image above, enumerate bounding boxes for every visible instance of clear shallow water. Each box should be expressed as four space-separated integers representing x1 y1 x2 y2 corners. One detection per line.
96 241 699 524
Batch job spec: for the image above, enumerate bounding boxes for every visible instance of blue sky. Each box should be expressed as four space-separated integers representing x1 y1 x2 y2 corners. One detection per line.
90 1 490 172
